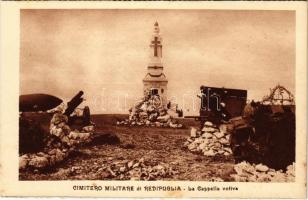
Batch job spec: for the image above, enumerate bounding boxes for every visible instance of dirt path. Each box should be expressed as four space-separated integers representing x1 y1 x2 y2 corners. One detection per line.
20 116 235 181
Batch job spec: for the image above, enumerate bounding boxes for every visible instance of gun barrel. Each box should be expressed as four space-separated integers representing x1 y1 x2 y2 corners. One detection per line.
64 91 84 116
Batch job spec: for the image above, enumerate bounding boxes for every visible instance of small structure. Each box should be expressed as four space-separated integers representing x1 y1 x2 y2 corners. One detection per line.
262 84 294 105
143 22 168 106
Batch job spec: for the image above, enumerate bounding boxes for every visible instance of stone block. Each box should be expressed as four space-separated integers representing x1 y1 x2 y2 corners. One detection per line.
255 164 269 172
203 149 215 156
202 127 216 133
82 125 94 132
204 121 214 127
213 131 224 139
190 127 197 137
220 138 229 145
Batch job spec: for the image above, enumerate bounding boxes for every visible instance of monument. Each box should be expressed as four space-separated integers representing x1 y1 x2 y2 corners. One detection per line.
143 22 168 106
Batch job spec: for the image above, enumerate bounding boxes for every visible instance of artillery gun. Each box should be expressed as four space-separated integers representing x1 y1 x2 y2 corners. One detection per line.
63 91 91 126
185 85 247 126
187 85 295 170
19 91 91 153
229 85 295 170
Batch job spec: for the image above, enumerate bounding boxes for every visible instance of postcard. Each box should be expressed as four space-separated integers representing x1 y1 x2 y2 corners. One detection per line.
0 1 306 198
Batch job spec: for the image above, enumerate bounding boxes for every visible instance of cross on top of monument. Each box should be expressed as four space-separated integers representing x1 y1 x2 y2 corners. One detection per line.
151 22 161 57
152 37 161 57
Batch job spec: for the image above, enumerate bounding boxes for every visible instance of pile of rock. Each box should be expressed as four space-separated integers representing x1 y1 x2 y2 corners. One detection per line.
184 121 232 156
49 112 93 147
230 161 295 182
99 158 178 180
117 95 183 128
19 107 95 170
19 148 69 170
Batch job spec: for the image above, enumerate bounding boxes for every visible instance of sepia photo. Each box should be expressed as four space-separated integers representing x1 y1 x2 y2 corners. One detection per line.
0 1 307 198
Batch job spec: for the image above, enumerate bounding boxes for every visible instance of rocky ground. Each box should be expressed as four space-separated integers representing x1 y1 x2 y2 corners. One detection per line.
19 114 235 181
19 114 295 182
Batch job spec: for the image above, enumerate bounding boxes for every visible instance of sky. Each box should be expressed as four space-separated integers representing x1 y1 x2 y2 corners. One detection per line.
20 9 295 114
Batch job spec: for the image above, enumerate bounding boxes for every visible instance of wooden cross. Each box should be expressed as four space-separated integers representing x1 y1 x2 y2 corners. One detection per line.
151 37 161 57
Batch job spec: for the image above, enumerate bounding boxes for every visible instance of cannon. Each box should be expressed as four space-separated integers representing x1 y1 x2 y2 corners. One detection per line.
185 85 247 126
229 85 295 170
19 91 91 125
19 91 91 153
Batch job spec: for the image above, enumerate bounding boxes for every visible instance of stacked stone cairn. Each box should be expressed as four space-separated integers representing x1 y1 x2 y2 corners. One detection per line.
19 104 95 170
184 121 232 156
230 161 295 182
117 95 183 128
